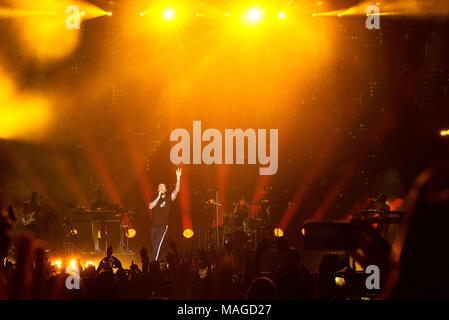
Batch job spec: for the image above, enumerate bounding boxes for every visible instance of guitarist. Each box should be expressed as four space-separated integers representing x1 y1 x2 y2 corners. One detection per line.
21 192 42 236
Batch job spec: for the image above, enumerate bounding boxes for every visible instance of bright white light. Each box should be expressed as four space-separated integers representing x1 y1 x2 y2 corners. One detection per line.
163 8 175 20
247 8 262 22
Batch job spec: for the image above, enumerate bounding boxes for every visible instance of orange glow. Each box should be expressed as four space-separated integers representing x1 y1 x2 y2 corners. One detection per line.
179 169 193 232
52 260 62 269
183 228 194 238
440 129 449 136
126 228 136 238
274 228 284 237
0 68 52 140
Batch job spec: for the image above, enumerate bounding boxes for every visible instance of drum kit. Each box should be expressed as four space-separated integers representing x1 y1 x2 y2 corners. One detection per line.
200 195 273 252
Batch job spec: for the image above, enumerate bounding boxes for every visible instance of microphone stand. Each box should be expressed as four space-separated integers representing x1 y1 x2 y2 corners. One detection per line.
216 188 219 253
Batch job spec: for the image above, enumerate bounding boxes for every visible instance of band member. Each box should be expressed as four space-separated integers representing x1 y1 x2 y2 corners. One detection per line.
376 193 390 237
233 197 250 232
90 189 110 252
149 168 182 262
21 192 42 236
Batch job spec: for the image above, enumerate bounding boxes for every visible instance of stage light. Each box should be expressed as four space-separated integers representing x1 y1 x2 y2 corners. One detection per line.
97 230 101 239
52 260 62 269
126 228 136 238
301 227 305 236
107 12 112 16
68 259 77 273
85 261 95 268
163 8 175 20
70 228 78 235
183 228 194 238
278 12 286 19
140 12 145 16
81 11 85 16
247 8 262 22
335 276 346 286
440 129 449 136
274 228 284 237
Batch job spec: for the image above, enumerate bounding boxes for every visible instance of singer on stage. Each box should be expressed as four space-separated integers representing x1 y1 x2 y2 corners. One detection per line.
149 168 182 262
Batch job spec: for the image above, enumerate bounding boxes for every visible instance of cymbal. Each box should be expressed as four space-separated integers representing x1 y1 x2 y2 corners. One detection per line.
203 199 223 207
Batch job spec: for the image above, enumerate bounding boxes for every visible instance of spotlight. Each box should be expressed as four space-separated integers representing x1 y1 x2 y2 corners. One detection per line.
85 261 95 268
183 228 194 239
126 228 136 238
81 12 85 16
247 8 262 22
52 260 62 269
274 228 284 237
68 260 77 273
440 129 449 136
335 276 346 287
140 12 145 16
301 227 306 236
163 8 175 20
278 12 286 19
107 12 112 16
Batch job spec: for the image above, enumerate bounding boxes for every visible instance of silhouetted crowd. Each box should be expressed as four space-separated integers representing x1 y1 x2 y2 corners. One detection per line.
1 163 449 300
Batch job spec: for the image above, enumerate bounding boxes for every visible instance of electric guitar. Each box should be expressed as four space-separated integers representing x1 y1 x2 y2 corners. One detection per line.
22 211 37 226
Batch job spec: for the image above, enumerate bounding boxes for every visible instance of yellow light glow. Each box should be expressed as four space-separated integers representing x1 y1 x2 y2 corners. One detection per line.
85 261 95 268
126 228 136 238
274 228 284 237
183 228 194 238
163 8 175 20
335 276 346 286
0 68 53 140
247 8 262 22
140 12 145 16
52 260 62 269
107 12 112 16
440 129 449 136
278 12 286 19
301 228 305 236
97 230 101 239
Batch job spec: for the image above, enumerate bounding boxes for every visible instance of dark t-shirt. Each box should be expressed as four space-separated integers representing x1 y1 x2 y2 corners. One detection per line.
151 195 172 226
